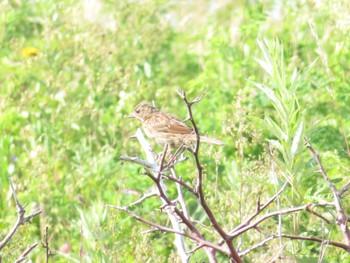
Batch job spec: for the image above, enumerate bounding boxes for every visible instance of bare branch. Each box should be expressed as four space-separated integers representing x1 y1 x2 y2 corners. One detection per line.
14 242 39 263
279 234 349 251
239 236 274 257
240 232 350 257
305 204 332 224
123 129 219 262
229 181 288 235
305 137 350 252
42 226 56 262
229 203 334 239
186 244 205 255
177 91 242 263
120 156 157 171
163 174 197 196
106 204 228 254
0 180 42 250
129 192 158 207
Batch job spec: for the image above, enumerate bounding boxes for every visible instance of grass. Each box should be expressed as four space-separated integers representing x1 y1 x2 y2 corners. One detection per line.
1 0 350 262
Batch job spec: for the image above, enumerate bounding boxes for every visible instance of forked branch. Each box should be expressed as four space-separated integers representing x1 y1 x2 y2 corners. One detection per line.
305 137 350 252
0 180 42 251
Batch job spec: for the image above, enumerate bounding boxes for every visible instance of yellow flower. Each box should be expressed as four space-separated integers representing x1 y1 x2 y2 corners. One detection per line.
21 47 39 57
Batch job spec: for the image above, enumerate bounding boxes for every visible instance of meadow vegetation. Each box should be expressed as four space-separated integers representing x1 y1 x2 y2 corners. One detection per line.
1 0 350 262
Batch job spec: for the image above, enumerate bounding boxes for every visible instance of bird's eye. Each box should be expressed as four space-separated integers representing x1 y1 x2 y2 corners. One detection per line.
136 110 140 113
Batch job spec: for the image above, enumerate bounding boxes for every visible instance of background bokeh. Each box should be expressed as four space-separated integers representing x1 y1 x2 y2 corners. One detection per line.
1 0 350 262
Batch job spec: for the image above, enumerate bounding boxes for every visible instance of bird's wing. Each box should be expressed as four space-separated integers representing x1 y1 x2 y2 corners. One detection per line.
148 113 193 134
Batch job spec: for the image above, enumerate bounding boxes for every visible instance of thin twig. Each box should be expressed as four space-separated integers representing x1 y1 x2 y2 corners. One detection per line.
305 204 332 224
187 244 205 255
229 181 288 235
177 90 242 263
129 192 158 207
124 129 216 262
0 180 42 250
279 234 349 251
106 204 228 254
14 242 39 263
217 181 288 246
120 156 157 171
229 203 334 239
239 236 274 256
42 226 56 262
240 232 349 257
305 137 350 252
162 174 197 196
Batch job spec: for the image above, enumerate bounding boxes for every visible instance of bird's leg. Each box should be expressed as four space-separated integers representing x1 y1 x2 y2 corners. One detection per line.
155 144 171 163
166 144 186 168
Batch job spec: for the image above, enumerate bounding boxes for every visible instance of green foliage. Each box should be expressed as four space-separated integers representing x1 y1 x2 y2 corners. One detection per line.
1 0 350 262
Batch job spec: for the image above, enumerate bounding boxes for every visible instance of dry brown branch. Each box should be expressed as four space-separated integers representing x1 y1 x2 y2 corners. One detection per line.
229 181 288 235
238 236 275 257
42 226 55 262
229 203 335 239
240 231 350 258
120 128 218 262
279 234 349 251
305 137 350 252
120 156 157 171
162 174 197 196
107 204 228 254
129 192 158 207
177 90 242 263
120 92 350 262
14 242 39 263
0 180 42 251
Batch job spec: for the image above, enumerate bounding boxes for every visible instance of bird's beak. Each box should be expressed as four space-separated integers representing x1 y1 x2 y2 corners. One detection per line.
128 112 135 118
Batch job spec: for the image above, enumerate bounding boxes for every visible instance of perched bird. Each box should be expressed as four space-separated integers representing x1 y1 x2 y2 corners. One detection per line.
129 103 224 149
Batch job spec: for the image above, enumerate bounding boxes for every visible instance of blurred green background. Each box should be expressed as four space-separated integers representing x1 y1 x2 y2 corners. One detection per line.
1 0 350 262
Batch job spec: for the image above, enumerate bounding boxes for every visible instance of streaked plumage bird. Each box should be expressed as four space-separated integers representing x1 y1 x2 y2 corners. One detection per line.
129 103 224 149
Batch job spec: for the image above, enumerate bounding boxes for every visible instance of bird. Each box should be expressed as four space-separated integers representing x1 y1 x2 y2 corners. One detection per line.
129 102 224 149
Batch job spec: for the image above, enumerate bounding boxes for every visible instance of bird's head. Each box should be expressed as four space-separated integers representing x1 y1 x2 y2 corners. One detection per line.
129 103 158 121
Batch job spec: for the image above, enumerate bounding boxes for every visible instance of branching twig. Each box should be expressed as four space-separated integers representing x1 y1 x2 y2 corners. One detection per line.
42 226 56 262
0 179 42 250
305 137 350 252
186 244 205 255
14 242 39 263
129 192 158 207
120 156 157 171
120 128 217 262
162 174 197 196
106 204 228 254
240 232 350 257
229 181 288 236
229 203 334 239
279 234 349 251
177 90 242 263
239 236 274 256
240 231 350 257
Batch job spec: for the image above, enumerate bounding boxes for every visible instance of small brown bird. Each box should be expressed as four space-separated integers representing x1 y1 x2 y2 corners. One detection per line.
129 103 224 149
